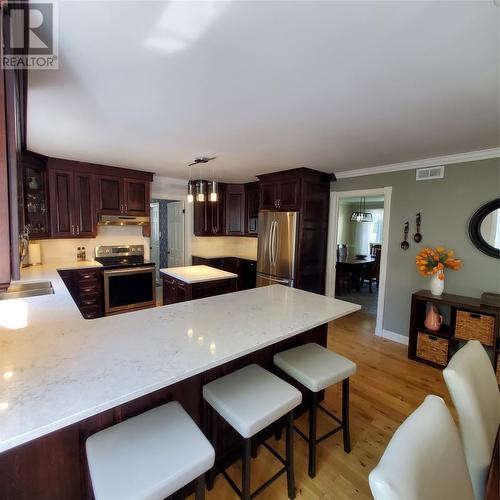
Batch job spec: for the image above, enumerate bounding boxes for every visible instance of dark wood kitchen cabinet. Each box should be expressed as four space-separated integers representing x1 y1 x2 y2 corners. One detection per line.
225 184 245 235
258 168 333 294
193 182 226 236
96 176 150 216
259 173 300 210
58 267 104 319
49 168 96 238
245 181 259 236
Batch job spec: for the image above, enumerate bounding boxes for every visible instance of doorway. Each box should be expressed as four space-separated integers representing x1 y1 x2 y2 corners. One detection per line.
326 187 392 337
150 199 186 284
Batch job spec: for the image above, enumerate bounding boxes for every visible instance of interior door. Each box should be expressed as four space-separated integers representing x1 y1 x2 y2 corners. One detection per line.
150 202 160 283
167 201 185 267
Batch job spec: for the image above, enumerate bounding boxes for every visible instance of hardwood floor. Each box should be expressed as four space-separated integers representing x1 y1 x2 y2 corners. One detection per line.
195 310 452 499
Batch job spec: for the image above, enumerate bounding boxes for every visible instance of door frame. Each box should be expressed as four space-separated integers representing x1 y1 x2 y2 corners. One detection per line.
325 186 392 337
150 194 190 266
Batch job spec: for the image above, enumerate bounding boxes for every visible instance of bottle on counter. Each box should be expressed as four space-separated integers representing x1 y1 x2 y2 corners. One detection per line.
77 247 81 262
81 247 86 262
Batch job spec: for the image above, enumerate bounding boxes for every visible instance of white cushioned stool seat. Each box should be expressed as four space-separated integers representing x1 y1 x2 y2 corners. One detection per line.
274 343 357 392
203 364 302 438
86 401 215 500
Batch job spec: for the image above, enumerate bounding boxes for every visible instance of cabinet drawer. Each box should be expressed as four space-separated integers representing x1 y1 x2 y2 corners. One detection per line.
79 295 100 307
80 305 101 320
76 269 100 281
416 332 449 366
78 280 99 294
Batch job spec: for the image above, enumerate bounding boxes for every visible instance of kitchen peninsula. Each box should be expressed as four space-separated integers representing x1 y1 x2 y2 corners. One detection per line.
0 282 359 499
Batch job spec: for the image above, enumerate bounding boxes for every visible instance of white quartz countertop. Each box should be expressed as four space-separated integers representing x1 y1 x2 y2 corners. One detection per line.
0 262 360 453
160 265 238 284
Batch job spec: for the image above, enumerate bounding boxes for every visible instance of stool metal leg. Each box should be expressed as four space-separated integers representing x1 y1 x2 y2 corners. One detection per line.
308 391 318 478
251 436 258 459
242 437 252 500
285 410 296 499
207 406 216 490
195 474 205 500
342 378 351 453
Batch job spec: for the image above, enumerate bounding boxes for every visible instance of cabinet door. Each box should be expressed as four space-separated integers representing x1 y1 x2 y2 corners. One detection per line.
245 182 260 235
260 182 278 209
225 184 245 235
49 169 75 237
278 178 300 210
193 199 209 236
74 173 96 237
97 175 123 214
124 178 149 216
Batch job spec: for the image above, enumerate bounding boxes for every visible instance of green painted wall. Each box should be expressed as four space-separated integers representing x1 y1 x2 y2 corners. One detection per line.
332 158 500 337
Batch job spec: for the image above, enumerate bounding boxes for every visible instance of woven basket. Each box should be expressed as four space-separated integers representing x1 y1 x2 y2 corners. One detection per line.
455 310 495 346
416 332 449 366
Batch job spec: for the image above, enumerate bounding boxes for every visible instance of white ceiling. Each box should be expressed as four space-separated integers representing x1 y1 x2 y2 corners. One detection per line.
27 0 500 183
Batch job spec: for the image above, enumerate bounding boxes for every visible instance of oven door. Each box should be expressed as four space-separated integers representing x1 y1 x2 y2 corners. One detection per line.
103 266 156 315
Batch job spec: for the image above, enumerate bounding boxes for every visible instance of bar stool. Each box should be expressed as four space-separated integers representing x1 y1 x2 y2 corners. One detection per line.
273 343 356 478
86 401 215 500
203 363 302 499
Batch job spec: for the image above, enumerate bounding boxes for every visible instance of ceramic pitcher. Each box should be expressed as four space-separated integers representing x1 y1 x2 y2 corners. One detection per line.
424 305 443 331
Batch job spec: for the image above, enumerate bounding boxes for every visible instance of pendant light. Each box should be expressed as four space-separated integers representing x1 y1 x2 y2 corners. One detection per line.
351 197 373 222
187 164 194 203
209 162 218 202
196 180 206 202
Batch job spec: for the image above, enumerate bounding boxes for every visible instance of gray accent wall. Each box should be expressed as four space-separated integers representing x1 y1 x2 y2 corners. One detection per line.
332 158 500 337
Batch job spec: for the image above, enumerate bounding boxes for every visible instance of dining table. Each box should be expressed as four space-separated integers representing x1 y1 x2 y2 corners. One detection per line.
336 255 377 293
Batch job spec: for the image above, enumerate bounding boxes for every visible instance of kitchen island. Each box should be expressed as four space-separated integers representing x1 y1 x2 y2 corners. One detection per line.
0 283 359 499
160 265 238 305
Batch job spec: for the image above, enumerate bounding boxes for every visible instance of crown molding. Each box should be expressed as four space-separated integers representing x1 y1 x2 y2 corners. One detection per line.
335 147 500 179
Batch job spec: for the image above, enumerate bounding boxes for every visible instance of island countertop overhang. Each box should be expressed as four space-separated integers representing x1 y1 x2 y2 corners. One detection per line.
0 285 359 453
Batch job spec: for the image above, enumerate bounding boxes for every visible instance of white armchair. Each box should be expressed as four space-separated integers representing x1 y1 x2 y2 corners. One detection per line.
369 395 474 500
443 340 500 500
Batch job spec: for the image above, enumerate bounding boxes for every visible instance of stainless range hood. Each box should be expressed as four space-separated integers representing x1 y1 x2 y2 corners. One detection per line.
98 215 150 226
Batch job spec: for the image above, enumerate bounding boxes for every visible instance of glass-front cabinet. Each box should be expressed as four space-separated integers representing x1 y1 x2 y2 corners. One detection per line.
23 157 50 238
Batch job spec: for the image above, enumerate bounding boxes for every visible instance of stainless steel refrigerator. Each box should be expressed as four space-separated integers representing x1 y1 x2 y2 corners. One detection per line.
256 211 298 287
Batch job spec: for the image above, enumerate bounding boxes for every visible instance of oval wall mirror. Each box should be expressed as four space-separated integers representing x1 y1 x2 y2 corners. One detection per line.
468 198 500 258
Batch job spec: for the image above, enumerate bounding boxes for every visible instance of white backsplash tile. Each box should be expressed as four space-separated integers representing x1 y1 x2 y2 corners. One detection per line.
191 236 258 260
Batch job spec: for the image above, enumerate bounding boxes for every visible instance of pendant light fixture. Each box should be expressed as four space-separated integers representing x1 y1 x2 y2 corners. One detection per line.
187 164 194 203
351 197 373 222
209 162 218 202
186 156 217 203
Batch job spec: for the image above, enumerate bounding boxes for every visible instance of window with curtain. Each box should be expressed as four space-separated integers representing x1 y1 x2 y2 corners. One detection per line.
368 208 384 244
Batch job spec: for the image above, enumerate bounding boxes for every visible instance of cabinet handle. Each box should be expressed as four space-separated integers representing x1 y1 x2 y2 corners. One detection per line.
125 204 128 213
76 225 80 235
71 225 75 235
120 204 123 213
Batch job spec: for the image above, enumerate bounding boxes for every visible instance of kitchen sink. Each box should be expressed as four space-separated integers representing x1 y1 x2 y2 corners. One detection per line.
0 281 54 300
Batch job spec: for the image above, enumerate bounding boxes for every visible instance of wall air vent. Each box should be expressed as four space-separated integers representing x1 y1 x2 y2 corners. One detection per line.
416 165 445 181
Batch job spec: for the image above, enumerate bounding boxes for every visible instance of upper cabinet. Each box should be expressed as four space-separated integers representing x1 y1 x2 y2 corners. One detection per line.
225 184 245 236
259 174 300 210
49 168 96 238
193 182 226 236
46 158 153 238
96 176 150 216
245 182 259 236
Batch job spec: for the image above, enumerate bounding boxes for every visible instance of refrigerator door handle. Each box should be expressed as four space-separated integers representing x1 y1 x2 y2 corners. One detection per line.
272 220 278 266
268 220 274 267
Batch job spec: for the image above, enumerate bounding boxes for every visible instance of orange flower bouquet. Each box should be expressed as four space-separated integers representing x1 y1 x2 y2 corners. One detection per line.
415 246 462 296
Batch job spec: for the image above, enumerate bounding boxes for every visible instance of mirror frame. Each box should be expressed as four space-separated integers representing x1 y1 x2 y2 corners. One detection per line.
468 198 500 259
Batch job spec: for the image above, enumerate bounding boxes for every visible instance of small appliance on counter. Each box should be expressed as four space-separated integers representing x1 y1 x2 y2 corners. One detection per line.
95 245 156 315
256 211 298 287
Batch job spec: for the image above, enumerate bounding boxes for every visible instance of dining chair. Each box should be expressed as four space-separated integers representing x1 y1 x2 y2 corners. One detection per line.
369 395 474 500
443 340 500 500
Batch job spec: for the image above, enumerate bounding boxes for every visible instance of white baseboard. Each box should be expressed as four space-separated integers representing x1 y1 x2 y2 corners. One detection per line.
381 329 409 346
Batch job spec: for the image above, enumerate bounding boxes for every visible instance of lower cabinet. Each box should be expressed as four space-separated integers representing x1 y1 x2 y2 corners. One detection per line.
191 256 256 290
58 268 104 319
161 273 237 305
